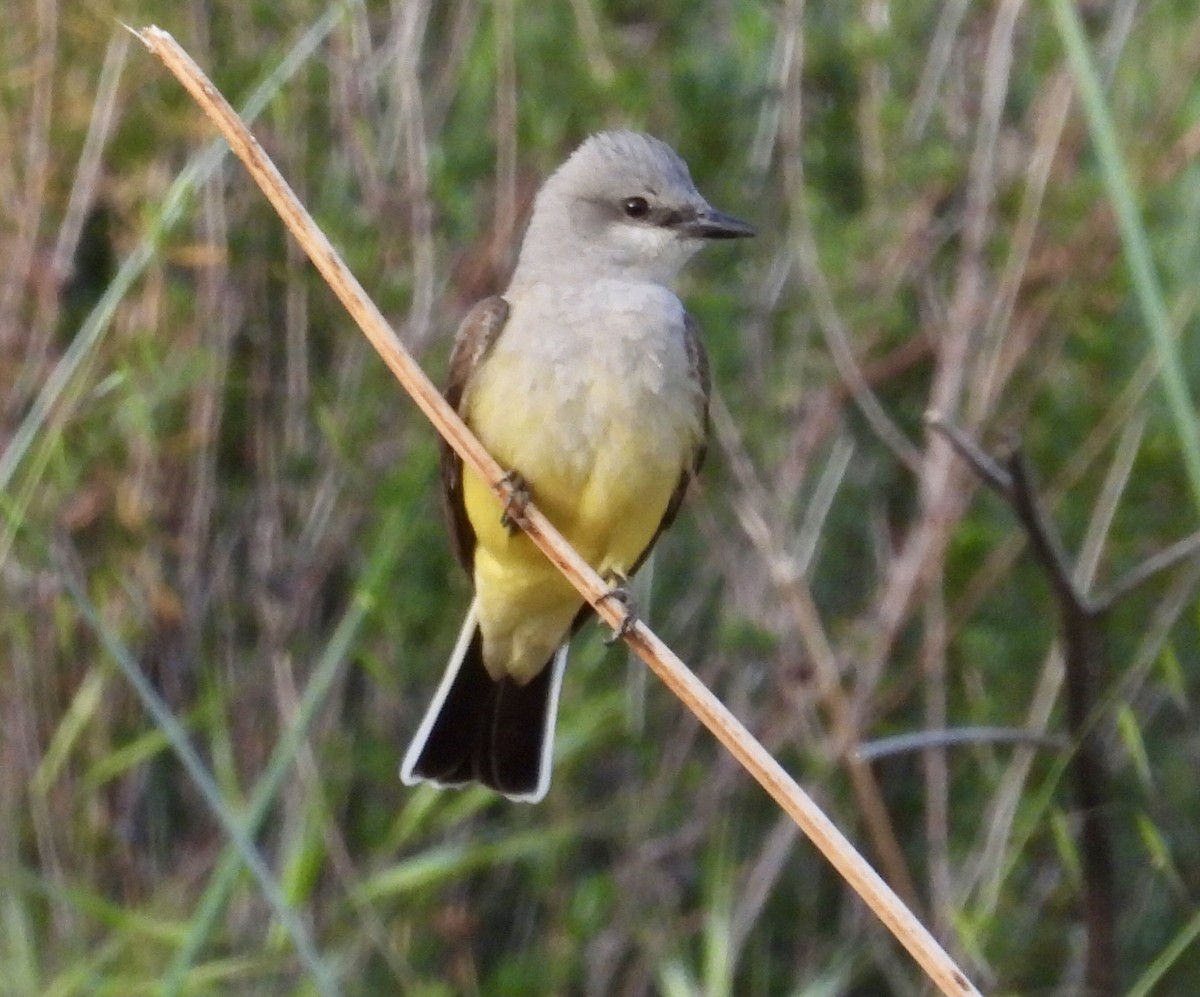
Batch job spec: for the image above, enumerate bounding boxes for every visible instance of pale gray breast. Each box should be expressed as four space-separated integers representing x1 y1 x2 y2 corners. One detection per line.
494 280 702 475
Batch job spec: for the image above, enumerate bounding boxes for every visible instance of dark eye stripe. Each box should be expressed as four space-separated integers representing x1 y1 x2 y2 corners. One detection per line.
653 207 687 228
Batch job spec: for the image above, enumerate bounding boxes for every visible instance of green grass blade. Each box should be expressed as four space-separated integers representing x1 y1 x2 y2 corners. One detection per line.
0 3 346 538
1124 905 1200 997
160 505 410 995
59 564 343 997
1050 0 1200 516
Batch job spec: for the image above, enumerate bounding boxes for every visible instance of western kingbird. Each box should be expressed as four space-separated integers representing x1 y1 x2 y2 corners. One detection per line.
400 130 753 802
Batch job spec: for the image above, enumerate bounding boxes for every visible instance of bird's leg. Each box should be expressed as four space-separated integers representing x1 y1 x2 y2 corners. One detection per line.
498 470 530 534
598 571 638 645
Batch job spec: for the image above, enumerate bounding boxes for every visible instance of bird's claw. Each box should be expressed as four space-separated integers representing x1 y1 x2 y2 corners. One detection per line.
499 470 530 534
598 574 637 645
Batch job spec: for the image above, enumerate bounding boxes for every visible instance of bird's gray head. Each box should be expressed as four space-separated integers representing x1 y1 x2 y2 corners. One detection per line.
510 130 754 287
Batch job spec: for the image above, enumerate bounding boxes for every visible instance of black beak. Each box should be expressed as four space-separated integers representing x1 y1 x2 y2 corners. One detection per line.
676 207 756 240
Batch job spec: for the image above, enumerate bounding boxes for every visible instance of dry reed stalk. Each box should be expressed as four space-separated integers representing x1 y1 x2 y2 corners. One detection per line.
133 25 983 997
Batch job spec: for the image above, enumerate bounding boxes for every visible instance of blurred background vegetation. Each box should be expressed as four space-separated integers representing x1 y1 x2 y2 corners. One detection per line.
4 0 1200 994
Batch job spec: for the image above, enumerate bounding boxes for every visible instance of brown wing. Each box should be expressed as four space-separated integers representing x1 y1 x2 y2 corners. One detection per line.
629 310 711 578
440 296 510 574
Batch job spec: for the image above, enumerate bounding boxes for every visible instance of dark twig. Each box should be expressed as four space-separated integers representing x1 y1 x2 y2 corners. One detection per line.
928 415 1116 997
925 411 1012 494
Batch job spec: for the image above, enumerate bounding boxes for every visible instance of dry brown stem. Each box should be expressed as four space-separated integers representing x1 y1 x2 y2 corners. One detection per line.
132 25 983 997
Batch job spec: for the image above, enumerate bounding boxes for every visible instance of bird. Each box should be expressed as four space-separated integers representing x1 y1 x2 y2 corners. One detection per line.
400 130 754 802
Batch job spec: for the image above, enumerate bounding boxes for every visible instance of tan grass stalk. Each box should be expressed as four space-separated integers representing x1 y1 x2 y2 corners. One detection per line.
131 25 982 997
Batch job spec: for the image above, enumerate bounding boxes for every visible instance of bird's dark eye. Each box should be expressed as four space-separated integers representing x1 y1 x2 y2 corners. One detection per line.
622 196 650 219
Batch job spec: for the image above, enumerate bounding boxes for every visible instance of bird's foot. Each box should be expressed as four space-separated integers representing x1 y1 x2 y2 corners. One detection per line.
598 572 638 646
498 470 530 534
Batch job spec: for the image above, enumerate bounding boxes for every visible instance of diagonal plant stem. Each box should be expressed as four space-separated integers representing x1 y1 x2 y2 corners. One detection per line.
132 25 983 997
930 417 1118 996
0 5 346 554
710 394 920 910
56 549 343 997
160 507 409 995
1050 0 1200 516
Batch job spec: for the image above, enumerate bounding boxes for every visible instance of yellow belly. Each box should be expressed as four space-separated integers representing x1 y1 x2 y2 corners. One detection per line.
462 354 698 683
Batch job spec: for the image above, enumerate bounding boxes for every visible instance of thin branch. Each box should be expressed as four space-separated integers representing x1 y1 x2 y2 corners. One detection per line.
856 726 1068 763
1099 529 1200 608
931 417 1116 997
49 28 129 285
712 391 922 912
921 576 953 943
925 412 1011 493
790 207 923 473
1007 451 1093 613
132 25 982 997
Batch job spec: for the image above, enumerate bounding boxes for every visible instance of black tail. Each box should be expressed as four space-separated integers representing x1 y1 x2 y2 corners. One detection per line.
401 616 566 802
